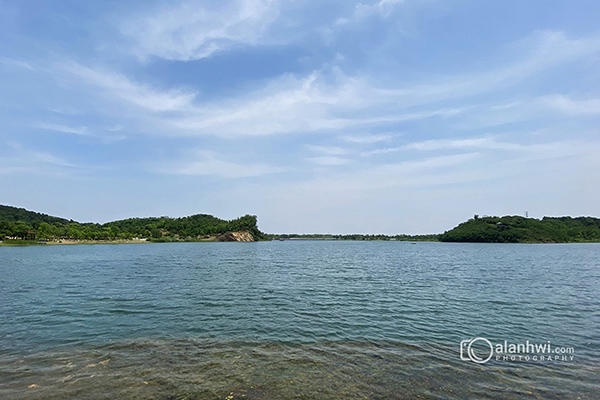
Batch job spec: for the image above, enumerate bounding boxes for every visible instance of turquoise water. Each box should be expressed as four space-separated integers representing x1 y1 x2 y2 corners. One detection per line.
1 241 599 399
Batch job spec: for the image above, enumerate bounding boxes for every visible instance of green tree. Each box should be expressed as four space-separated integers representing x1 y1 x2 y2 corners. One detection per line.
13 221 33 239
36 222 55 239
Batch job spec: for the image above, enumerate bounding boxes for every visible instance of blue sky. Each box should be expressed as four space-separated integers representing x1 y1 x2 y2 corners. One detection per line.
1 0 599 234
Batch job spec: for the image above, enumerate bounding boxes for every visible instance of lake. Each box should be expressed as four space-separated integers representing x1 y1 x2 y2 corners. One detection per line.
1 241 598 399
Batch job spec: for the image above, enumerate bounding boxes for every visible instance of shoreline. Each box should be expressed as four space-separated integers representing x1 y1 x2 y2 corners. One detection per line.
49 239 150 245
0 239 150 246
3 238 600 247
0 232 256 246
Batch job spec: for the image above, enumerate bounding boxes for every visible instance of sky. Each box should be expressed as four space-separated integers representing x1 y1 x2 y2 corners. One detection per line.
1 0 599 234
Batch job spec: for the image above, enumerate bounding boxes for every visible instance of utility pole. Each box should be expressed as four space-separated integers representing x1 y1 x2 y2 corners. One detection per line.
525 211 529 218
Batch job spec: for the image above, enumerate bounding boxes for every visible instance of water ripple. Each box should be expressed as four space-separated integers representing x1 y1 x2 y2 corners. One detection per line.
1 241 599 398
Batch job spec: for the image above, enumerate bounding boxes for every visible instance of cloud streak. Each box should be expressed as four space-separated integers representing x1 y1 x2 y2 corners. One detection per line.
0 57 34 71
123 0 280 61
61 62 197 112
35 123 91 136
0 142 77 176
54 30 600 142
162 150 285 178
538 95 600 115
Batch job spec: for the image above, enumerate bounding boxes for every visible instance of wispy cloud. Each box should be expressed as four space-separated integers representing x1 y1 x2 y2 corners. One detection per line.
49 107 80 116
54 29 600 141
0 142 76 175
60 62 196 112
34 122 126 144
259 141 600 233
6 142 75 168
2 0 600 231
335 0 406 26
266 139 598 208
56 62 473 137
341 133 393 144
0 57 34 71
35 122 90 136
401 137 523 152
107 125 124 132
354 0 405 20
307 156 350 166
168 72 342 136
509 30 600 72
537 94 600 115
363 137 593 165
307 145 350 155
123 0 280 61
163 150 284 178
305 145 352 165
271 153 484 204
381 31 600 105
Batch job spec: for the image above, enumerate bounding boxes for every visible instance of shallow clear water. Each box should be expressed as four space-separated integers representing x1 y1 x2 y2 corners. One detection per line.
1 241 599 399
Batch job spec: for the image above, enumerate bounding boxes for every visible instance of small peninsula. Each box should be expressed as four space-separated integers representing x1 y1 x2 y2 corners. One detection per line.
0 205 265 244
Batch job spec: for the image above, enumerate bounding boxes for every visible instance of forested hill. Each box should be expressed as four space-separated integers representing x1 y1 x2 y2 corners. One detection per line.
439 215 600 243
0 205 265 241
0 205 70 225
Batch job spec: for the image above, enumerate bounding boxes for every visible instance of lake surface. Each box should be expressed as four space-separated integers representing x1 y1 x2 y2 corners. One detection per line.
1 241 598 399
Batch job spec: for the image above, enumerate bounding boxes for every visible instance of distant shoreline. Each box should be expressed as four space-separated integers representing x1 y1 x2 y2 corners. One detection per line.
2 205 600 245
0 233 256 246
3 238 599 247
50 239 149 245
0 239 150 246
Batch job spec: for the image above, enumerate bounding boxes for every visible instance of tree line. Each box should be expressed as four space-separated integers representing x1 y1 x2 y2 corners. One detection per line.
0 205 265 241
268 233 439 241
439 215 600 243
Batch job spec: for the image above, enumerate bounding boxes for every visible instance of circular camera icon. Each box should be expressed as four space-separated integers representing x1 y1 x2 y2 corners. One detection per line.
460 337 493 364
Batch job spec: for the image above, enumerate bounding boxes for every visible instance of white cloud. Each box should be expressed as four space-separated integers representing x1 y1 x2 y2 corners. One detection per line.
257 139 600 233
307 145 350 155
61 62 196 112
164 150 284 178
53 30 600 140
0 142 76 175
352 0 404 21
0 57 34 71
35 122 90 136
387 31 600 105
307 156 350 166
49 107 80 116
402 137 523 152
168 31 600 137
123 0 279 61
107 125 124 132
377 0 405 16
341 134 393 144
511 31 600 70
3 1 600 233
302 153 483 192
363 136 591 158
165 73 473 137
33 122 126 144
168 72 348 136
6 142 75 168
538 95 600 115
